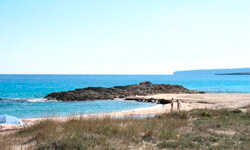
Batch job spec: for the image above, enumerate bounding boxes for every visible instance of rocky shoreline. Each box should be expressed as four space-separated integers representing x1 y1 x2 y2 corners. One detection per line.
45 81 204 101
125 97 172 104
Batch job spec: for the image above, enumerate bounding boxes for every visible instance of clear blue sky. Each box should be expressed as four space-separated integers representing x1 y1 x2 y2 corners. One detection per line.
0 0 249 74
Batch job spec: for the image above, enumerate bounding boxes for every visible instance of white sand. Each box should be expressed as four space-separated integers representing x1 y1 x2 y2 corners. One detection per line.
1 93 250 133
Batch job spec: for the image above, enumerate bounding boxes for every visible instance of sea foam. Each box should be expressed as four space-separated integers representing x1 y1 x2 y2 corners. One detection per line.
2 98 57 102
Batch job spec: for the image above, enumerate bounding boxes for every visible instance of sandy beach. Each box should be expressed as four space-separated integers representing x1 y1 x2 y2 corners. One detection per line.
1 93 250 133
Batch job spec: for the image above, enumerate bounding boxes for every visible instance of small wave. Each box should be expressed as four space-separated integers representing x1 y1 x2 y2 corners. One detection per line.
205 90 247 93
3 98 28 101
2 98 58 102
27 98 48 102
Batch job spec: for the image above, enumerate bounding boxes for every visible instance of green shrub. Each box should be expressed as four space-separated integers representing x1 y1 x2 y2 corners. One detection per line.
231 109 242 113
201 111 211 117
159 129 174 140
157 141 178 149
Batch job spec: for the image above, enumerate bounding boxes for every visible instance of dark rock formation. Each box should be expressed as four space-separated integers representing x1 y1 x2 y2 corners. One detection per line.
125 97 171 104
45 81 203 101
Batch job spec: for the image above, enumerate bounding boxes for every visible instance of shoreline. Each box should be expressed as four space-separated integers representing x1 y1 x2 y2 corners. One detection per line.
1 93 250 133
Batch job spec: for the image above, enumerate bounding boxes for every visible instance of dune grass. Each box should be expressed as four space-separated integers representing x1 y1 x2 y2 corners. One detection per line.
0 107 249 150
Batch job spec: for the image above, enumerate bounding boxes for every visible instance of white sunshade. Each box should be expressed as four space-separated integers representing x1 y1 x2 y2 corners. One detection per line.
0 115 25 125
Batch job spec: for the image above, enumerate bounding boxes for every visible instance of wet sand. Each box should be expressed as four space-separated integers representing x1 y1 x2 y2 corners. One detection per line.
1 93 250 133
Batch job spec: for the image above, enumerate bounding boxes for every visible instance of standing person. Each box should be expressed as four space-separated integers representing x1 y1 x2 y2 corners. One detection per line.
170 98 174 112
177 100 180 111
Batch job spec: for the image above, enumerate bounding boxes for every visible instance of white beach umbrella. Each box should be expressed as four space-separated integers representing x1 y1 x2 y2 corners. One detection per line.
0 115 25 125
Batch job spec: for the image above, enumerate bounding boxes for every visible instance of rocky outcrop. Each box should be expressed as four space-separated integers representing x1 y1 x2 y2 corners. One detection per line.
45 81 203 101
125 97 171 104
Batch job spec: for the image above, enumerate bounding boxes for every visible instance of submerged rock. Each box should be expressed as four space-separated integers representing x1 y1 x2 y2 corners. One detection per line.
45 81 203 101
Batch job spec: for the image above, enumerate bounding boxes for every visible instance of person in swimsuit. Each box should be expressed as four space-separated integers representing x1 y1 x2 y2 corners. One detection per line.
177 100 180 111
170 98 174 112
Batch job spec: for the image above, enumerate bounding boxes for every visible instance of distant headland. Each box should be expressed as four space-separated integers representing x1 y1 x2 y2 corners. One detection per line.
215 72 250 75
173 68 250 75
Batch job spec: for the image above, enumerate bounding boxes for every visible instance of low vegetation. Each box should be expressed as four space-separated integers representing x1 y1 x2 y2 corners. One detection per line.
0 106 249 150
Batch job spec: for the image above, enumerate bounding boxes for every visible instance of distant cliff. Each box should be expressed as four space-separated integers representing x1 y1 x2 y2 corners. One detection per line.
45 81 203 101
173 68 250 75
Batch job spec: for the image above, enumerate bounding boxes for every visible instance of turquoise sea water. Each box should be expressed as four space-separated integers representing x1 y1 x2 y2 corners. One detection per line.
0 75 250 119
0 99 155 119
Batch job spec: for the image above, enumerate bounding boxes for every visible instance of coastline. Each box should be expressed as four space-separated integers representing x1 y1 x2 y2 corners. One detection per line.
1 93 250 133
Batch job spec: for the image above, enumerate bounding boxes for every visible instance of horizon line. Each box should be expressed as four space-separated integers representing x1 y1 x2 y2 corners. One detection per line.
0 74 173 75
1 67 249 75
